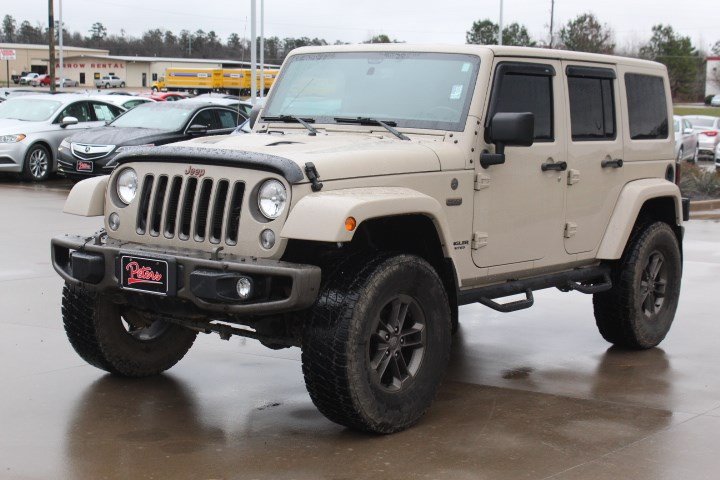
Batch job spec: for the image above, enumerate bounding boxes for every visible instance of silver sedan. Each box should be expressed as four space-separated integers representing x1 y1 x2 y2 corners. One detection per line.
684 115 720 159
0 94 126 181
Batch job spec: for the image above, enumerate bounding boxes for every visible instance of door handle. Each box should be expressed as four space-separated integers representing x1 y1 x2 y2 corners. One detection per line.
541 160 567 172
601 158 623 168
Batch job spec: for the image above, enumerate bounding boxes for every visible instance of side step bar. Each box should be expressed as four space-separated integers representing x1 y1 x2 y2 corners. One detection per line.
457 265 612 313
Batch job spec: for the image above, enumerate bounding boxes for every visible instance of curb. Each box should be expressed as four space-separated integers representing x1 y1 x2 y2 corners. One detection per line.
689 199 720 212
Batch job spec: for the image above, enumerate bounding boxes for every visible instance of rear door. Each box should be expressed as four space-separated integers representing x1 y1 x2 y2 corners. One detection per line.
471 59 567 270
562 62 624 254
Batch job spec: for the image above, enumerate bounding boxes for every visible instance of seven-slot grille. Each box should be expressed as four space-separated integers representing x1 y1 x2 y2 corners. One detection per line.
135 174 245 245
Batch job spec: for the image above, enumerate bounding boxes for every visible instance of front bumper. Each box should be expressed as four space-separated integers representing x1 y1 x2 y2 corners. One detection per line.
51 233 321 316
57 147 116 178
0 141 26 172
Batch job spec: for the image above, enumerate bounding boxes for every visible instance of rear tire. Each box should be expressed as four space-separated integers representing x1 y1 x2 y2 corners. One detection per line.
593 222 681 349
62 284 197 377
301 253 452 433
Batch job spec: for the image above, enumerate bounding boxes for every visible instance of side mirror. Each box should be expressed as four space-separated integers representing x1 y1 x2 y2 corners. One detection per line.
60 116 79 128
684 127 694 135
480 112 534 168
248 104 262 129
187 124 208 135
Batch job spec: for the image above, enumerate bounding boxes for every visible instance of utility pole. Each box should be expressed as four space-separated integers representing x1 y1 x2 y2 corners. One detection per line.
58 0 63 90
48 0 56 93
250 0 257 104
549 0 555 48
498 0 504 46
260 0 264 99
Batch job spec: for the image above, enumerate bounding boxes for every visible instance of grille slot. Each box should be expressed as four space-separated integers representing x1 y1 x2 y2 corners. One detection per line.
135 175 154 234
226 182 245 245
209 180 229 244
131 172 248 245
149 176 168 236
194 179 213 241
178 177 198 240
164 176 182 238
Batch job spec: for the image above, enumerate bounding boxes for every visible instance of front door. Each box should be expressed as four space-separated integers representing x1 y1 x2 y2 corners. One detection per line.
142 73 147 87
562 62 624 254
472 59 567 270
79 73 86 85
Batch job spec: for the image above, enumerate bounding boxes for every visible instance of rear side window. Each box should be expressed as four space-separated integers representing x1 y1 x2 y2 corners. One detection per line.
491 71 554 141
567 74 615 140
625 73 668 140
217 109 242 129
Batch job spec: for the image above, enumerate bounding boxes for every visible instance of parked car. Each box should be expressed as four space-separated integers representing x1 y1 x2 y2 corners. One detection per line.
186 94 253 116
0 94 125 181
94 75 126 89
98 95 155 111
673 115 698 162
11 71 31 84
711 95 720 107
31 74 51 87
684 115 720 159
56 78 79 88
19 73 40 85
53 45 686 434
715 143 720 172
57 101 246 179
145 92 190 102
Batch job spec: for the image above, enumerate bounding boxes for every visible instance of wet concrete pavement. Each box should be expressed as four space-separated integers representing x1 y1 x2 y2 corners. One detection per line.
1 178 720 479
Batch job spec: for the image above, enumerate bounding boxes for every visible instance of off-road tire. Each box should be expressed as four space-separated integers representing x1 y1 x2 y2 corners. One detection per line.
593 222 681 349
62 284 197 377
301 253 452 434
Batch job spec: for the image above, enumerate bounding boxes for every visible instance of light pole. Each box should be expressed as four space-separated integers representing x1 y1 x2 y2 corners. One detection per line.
260 0 264 99
48 0 56 93
250 0 257 104
58 0 63 90
498 0 504 46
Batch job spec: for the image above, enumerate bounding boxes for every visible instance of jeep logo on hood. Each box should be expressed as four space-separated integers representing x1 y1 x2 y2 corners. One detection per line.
184 165 205 178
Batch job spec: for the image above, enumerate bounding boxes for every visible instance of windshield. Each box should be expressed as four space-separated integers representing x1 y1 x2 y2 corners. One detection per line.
263 52 480 131
0 98 63 121
109 104 192 130
689 118 715 128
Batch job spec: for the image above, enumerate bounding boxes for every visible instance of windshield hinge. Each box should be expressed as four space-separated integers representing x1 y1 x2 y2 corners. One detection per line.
304 162 323 192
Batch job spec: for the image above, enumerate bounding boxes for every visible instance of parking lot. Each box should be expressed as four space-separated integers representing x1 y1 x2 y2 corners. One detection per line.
0 177 717 479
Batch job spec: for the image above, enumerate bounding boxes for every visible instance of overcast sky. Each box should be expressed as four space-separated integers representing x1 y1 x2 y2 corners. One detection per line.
4 0 720 52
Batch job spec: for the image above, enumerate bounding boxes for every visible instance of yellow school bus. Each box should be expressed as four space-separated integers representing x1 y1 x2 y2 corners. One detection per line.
151 68 223 92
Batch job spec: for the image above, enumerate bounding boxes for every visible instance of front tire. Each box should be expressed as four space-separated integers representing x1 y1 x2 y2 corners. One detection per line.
21 144 51 181
593 222 682 349
62 284 197 377
301 254 452 434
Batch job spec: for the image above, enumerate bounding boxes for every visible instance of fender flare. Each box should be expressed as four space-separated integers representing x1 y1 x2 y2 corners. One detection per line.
596 178 682 260
63 175 109 217
280 187 452 246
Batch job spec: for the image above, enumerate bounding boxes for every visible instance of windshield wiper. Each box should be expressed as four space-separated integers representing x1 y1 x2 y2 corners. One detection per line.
333 117 409 141
261 115 318 136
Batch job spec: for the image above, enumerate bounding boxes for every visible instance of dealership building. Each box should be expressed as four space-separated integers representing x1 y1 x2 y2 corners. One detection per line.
1 42 270 88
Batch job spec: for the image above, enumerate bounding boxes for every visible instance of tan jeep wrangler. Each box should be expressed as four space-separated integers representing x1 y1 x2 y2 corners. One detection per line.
52 45 688 434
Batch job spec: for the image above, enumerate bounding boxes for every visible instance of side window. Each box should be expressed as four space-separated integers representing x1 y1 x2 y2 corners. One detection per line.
91 102 122 122
567 69 616 141
216 109 242 129
488 63 554 141
683 119 691 132
191 109 220 129
625 73 668 140
57 102 91 123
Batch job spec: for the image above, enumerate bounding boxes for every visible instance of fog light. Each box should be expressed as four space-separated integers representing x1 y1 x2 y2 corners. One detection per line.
236 276 253 300
260 229 276 249
108 212 120 231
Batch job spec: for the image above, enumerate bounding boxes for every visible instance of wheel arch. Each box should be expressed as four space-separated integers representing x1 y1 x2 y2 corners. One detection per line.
597 179 683 260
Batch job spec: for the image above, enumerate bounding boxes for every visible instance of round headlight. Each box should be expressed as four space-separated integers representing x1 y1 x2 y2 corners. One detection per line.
116 168 138 205
257 179 287 219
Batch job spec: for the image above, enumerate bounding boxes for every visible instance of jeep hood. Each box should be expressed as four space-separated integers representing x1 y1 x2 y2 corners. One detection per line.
167 132 443 181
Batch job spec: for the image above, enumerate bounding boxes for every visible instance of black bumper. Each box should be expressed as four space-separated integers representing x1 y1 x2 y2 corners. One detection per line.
51 234 321 316
56 149 115 178
682 197 691 222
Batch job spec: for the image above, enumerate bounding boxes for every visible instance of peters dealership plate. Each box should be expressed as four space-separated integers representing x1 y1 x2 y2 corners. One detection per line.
119 255 169 295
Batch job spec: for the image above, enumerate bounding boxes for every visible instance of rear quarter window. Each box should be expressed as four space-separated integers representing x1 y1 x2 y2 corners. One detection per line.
624 73 668 140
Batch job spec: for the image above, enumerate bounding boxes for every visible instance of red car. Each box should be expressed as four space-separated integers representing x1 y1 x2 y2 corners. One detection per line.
144 92 190 102
31 74 51 87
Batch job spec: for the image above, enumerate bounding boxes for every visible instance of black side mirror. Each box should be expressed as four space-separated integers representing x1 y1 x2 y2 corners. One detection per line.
187 124 208 135
480 112 534 168
248 104 262 129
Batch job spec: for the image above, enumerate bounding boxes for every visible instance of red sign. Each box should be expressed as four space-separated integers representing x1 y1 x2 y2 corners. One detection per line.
125 261 164 285
55 62 125 69
0 49 16 61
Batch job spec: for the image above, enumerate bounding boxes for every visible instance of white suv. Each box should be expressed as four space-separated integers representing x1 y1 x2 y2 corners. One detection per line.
94 75 125 89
